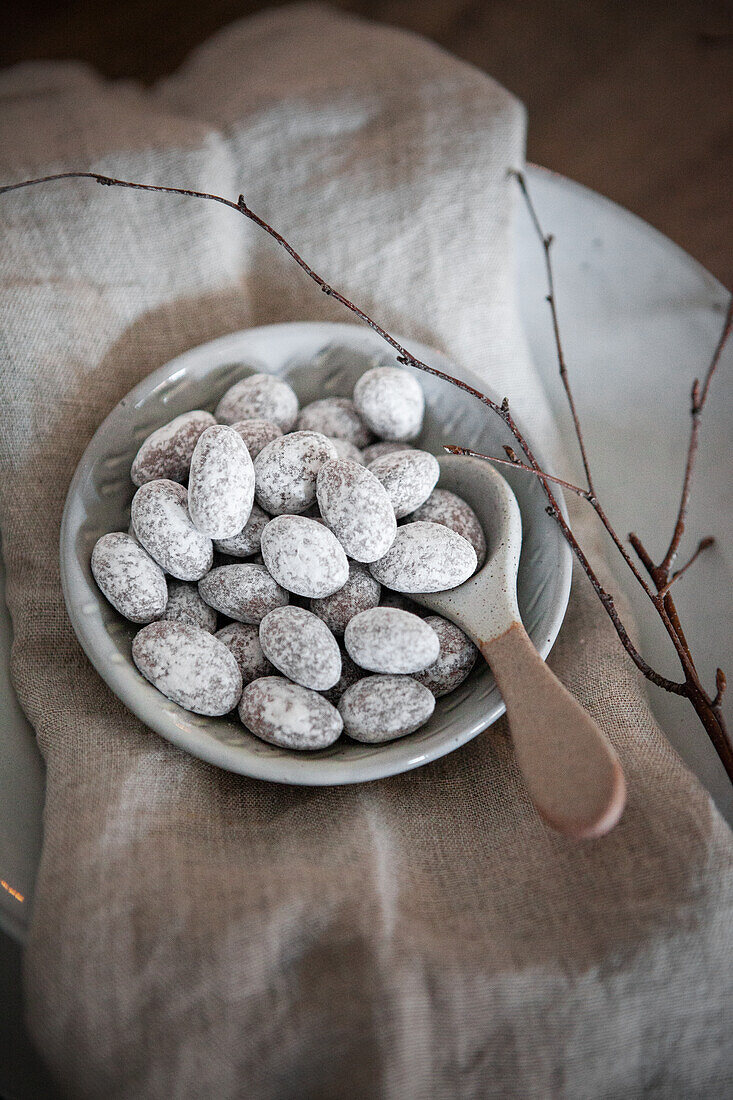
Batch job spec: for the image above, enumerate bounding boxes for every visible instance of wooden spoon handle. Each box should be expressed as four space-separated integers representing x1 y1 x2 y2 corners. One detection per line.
481 622 626 838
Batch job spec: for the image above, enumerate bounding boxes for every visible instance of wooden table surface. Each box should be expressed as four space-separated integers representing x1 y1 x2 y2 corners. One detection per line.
2 0 731 288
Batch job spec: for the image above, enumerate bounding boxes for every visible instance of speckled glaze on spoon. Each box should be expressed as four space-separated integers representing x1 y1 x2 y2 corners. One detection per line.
412 455 626 839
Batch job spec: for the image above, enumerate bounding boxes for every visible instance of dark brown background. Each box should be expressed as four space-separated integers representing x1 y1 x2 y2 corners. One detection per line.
2 0 731 285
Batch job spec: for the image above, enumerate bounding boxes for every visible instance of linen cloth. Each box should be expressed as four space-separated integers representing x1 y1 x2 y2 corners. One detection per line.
0 4 731 1097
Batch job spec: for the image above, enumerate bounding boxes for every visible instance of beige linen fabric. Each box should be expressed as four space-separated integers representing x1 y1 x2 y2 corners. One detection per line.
0 5 732 1097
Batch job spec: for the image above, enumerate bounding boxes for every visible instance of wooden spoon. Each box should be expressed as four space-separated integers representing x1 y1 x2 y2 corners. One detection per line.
412 455 626 839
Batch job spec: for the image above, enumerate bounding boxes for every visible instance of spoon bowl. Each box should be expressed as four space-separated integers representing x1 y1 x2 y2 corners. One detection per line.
416 454 523 639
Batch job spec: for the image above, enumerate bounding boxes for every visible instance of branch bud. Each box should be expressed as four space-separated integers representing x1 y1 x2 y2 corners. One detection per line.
691 378 701 414
714 668 727 706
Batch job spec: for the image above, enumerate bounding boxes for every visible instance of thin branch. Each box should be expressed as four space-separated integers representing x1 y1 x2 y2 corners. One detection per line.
510 170 596 496
515 166 730 698
0 177 505 418
627 299 729 679
0 170 244 212
538 509 686 693
628 532 657 575
514 168 731 770
446 404 674 686
447 442 658 600
0 169 688 694
658 537 715 596
237 193 521 424
0 171 721 715
447 445 707 626
630 532 699 677
512 170 670 603
7 171 683 694
659 298 733 576
443 444 590 498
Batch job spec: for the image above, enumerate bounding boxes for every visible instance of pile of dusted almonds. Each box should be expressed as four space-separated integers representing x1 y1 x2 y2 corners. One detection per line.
91 364 487 750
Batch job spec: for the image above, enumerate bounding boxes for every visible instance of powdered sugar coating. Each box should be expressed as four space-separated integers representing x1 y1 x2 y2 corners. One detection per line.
216 372 299 431
308 561 381 635
316 459 397 562
198 563 289 624
132 620 242 716
370 521 477 593
162 580 217 633
344 607 440 674
215 622 273 684
296 397 373 447
131 410 216 487
367 449 440 518
187 424 255 540
360 441 414 464
230 418 282 458
254 431 338 515
329 438 365 464
239 676 343 750
213 502 269 558
91 532 168 623
410 488 487 567
414 615 478 697
259 606 341 690
131 479 213 581
339 675 435 742
260 515 349 598
353 366 424 441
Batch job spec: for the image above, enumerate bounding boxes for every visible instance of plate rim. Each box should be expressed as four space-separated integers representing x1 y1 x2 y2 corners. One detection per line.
527 163 728 296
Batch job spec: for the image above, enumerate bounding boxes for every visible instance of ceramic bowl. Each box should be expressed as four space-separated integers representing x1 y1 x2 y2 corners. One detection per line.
60 321 572 784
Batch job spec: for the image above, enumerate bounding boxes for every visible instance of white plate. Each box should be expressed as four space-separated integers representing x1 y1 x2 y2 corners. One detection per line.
59 326 571 786
1 164 731 943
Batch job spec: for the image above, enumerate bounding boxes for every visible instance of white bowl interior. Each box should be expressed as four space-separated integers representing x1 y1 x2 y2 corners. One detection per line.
60 322 571 784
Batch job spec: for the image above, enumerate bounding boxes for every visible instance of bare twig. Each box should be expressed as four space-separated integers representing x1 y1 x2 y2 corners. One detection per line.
510 170 596 496
443 444 590 498
659 301 733 576
659 537 715 596
2 170 664 684
628 532 656 575
1 168 730 777
512 169 731 775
